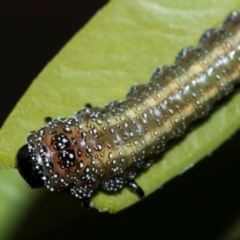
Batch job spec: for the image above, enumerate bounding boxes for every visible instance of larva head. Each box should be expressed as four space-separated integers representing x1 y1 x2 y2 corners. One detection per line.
16 117 101 203
17 143 44 188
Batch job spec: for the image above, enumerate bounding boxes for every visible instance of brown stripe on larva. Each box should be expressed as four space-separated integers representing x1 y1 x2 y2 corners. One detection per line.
16 11 240 208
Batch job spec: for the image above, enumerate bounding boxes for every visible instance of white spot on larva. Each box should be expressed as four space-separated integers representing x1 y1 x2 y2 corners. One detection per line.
226 42 231 48
97 144 102 150
42 176 47 181
207 66 214 75
79 162 84 168
168 109 174 115
191 92 197 98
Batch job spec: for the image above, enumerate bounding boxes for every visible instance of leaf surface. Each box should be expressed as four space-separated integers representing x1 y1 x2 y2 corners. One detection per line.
0 0 239 215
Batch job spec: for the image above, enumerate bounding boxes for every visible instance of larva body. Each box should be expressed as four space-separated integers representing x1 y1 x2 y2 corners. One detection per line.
17 12 240 208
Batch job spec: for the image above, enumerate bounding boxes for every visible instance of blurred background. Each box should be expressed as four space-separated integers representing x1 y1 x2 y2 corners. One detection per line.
1 1 240 239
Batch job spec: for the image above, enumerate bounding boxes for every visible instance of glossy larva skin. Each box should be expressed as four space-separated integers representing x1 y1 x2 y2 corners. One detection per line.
17 12 240 208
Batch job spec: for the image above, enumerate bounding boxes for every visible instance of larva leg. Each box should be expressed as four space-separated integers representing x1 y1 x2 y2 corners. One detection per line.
79 197 90 209
199 28 217 45
85 103 92 108
126 180 144 198
44 116 52 123
105 100 119 108
150 66 168 82
175 46 195 62
126 85 142 98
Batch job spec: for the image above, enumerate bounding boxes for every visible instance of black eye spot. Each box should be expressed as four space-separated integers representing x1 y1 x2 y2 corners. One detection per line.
58 149 76 168
51 133 71 150
16 144 44 188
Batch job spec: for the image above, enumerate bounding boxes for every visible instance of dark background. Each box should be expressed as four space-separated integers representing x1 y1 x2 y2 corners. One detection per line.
1 1 240 239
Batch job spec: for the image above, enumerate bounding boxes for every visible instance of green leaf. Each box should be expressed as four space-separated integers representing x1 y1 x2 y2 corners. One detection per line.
0 0 240 218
